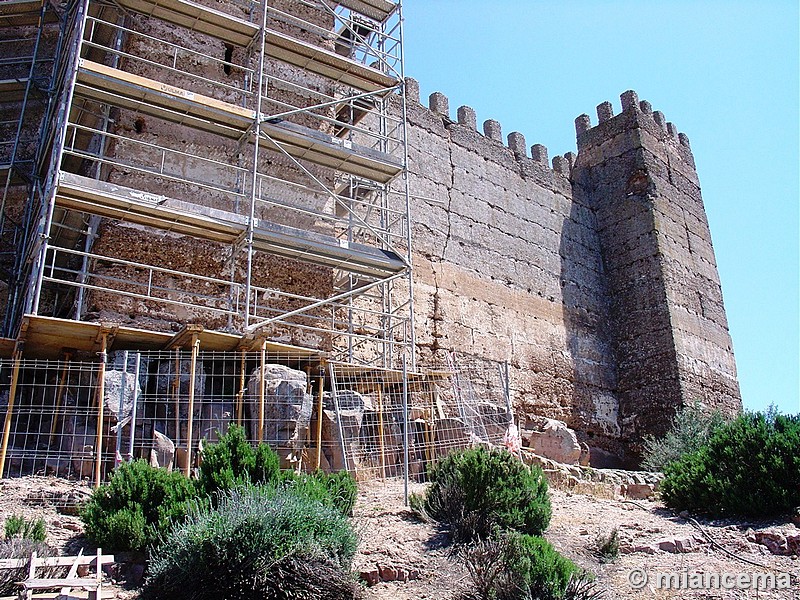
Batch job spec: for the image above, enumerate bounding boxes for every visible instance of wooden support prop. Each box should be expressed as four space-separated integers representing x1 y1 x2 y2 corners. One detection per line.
236 348 246 426
49 350 73 445
258 339 266 442
184 334 200 477
315 364 324 470
94 331 109 488
0 346 23 478
172 348 180 446
377 386 386 479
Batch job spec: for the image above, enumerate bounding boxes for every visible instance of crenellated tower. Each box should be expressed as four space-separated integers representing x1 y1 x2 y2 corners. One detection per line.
572 91 741 460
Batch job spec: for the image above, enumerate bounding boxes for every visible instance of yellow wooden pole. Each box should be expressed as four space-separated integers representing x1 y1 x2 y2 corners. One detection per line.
0 349 23 478
172 348 180 445
184 334 200 477
236 349 246 426
377 386 386 480
258 339 266 441
315 366 324 470
94 333 108 488
49 351 72 445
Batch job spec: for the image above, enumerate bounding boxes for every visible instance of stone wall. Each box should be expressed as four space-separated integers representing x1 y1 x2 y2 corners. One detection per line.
401 84 740 465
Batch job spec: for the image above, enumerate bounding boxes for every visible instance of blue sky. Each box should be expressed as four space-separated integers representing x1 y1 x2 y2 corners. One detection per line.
402 0 799 415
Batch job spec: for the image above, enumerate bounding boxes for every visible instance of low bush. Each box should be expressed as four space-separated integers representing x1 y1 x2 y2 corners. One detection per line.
0 539 58 595
418 446 551 543
641 402 729 471
282 469 358 516
661 410 800 517
458 533 586 600
81 459 198 553
4 514 46 542
593 527 619 564
142 485 358 600
196 424 281 496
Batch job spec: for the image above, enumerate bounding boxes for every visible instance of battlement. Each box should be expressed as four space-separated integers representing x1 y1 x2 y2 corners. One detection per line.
574 90 694 168
404 77 574 178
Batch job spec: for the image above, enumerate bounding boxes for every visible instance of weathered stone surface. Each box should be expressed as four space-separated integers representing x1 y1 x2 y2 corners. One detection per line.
103 370 140 422
320 390 365 471
246 364 312 467
149 429 174 470
525 417 582 465
622 483 655 500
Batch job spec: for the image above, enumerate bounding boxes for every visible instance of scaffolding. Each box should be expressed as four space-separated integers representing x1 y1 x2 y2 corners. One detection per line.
0 0 415 369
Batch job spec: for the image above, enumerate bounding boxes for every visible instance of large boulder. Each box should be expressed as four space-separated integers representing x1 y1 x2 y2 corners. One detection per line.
524 417 582 465
103 369 140 422
320 390 365 471
246 364 312 467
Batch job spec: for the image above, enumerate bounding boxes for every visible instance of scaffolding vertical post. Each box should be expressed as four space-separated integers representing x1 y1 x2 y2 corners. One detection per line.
184 335 200 476
258 338 266 441
402 355 409 505
94 331 108 488
0 347 23 478
243 1 269 328
315 364 324 470
30 0 91 316
398 0 416 371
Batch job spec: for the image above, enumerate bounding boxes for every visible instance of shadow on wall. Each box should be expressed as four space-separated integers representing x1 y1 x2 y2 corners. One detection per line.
559 188 624 469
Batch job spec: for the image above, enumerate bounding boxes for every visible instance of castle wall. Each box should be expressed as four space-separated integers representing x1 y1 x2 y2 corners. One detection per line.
402 83 623 459
0 4 742 466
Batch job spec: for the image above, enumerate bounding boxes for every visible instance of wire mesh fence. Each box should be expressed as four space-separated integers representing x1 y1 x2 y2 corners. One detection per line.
0 350 514 485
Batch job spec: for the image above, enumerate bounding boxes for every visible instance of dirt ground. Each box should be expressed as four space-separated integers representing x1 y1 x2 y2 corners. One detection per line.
0 476 798 599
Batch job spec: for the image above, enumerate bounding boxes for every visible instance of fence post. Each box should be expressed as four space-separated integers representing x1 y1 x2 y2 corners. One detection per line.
377 385 386 479
258 339 266 442
184 334 200 477
236 349 246 426
403 355 409 506
328 363 349 472
94 331 109 488
0 346 23 478
114 350 128 468
315 363 325 470
128 352 141 461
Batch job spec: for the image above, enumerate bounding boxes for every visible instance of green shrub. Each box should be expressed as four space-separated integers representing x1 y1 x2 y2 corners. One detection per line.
0 539 58 594
458 533 584 600
282 470 358 517
593 527 619 564
661 411 800 517
4 514 46 542
81 460 198 553
508 534 582 600
196 424 281 496
142 486 358 600
641 402 729 471
420 446 551 543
